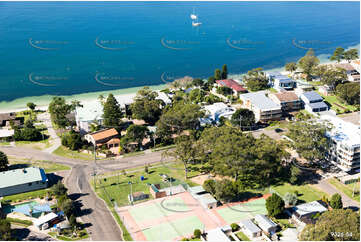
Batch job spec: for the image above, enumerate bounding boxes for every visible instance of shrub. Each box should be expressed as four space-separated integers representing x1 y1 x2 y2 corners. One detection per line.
193 229 202 239
230 223 239 232
283 192 298 206
330 193 343 209
203 179 216 195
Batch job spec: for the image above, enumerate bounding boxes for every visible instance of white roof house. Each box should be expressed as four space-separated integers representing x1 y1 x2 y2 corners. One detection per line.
239 219 262 238
0 129 14 138
200 102 235 125
254 214 278 234
240 91 281 111
206 228 231 242
34 212 58 228
291 201 328 218
198 193 218 209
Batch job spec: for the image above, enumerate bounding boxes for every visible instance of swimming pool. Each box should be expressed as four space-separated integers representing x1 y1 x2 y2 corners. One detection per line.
2 201 51 218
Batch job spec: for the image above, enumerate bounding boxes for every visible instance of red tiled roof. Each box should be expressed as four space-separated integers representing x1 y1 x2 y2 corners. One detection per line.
90 128 119 142
216 79 247 92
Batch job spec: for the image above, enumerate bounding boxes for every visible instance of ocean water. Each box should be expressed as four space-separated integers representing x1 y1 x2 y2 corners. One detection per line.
0 1 359 109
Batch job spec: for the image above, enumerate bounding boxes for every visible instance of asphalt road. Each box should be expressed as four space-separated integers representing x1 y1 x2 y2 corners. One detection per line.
0 146 171 241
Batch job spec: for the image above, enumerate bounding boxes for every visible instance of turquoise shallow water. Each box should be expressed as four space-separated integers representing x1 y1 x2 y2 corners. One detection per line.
0 1 359 107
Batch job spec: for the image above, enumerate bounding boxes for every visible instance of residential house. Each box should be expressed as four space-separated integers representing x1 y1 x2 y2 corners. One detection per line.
200 102 235 125
84 128 120 155
267 72 296 91
215 79 247 96
205 228 232 242
239 91 282 122
318 85 334 96
75 92 171 133
239 219 262 238
300 91 328 113
269 91 302 112
254 214 278 235
294 80 314 96
0 167 48 197
0 112 24 127
335 63 360 82
321 115 360 172
288 200 328 226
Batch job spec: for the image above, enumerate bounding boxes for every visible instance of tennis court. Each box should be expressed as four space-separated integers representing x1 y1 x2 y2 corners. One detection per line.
214 196 269 224
118 192 219 241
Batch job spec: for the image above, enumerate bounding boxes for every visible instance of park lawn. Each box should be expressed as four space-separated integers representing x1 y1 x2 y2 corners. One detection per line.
271 182 329 203
236 231 250 241
9 159 70 173
328 178 360 202
2 188 50 203
53 146 95 161
93 161 202 207
0 141 10 146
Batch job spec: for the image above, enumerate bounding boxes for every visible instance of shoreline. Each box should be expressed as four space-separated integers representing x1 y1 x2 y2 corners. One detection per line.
0 43 359 113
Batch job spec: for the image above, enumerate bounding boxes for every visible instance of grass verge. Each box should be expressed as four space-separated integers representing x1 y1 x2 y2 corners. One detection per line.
327 178 360 202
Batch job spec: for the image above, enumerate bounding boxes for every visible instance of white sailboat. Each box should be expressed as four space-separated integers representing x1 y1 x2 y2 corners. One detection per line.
190 7 197 20
191 8 202 27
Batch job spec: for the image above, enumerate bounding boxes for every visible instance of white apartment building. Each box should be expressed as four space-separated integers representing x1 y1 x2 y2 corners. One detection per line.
321 115 360 172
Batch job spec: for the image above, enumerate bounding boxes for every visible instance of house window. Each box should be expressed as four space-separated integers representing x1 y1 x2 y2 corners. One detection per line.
28 182 32 186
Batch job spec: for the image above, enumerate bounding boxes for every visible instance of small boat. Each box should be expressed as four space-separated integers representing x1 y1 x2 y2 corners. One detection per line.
190 14 197 20
192 21 202 27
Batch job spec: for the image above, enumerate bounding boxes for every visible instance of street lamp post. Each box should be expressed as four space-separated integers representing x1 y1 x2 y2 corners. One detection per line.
128 181 133 205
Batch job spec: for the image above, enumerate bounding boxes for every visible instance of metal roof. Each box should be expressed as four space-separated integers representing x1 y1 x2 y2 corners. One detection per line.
0 167 47 189
254 214 277 231
207 228 231 242
306 101 328 109
240 91 281 111
34 212 58 227
188 185 206 194
239 219 261 233
301 91 323 102
292 201 328 217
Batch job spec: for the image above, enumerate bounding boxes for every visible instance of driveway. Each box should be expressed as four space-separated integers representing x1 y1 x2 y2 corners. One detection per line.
312 179 359 208
37 112 61 153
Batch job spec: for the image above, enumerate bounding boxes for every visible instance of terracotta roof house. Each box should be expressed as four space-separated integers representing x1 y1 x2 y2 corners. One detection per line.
269 91 302 112
84 128 120 155
215 79 247 95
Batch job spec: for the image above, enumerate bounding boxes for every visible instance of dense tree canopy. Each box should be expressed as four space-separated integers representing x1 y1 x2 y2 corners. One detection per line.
298 49 320 82
266 193 285 217
48 97 79 128
156 102 204 140
231 108 256 130
299 209 360 241
27 102 36 111
130 87 164 125
330 47 345 63
103 93 122 128
285 62 297 73
315 66 347 90
200 126 288 188
0 219 11 240
122 124 149 147
221 64 228 79
330 193 343 209
243 67 268 91
61 130 83 150
343 48 359 62
188 88 206 104
336 82 360 105
288 120 330 164
214 68 222 80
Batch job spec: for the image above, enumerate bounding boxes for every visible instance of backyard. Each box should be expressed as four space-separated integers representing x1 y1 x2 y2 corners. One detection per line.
318 93 359 114
236 231 250 241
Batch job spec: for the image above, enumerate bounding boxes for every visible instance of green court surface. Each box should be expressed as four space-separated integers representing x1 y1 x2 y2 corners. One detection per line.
243 198 267 215
158 197 190 212
142 222 179 241
129 202 173 223
172 215 204 236
216 204 252 224
142 215 204 241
